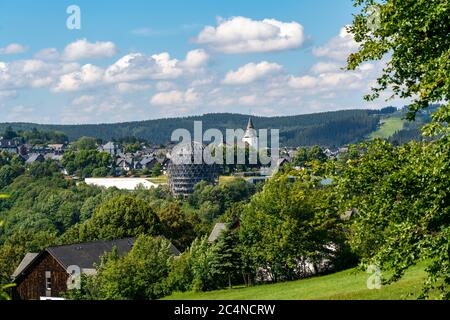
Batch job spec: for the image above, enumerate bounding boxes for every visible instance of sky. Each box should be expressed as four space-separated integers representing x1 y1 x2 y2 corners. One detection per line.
0 0 404 124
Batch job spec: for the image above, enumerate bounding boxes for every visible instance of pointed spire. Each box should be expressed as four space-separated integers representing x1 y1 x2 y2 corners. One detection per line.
247 117 255 130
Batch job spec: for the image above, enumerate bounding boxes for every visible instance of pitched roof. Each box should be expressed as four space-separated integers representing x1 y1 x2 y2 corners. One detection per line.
140 156 156 166
25 153 44 164
13 237 181 281
247 117 255 130
208 223 227 243
102 142 116 149
11 253 39 278
46 238 136 269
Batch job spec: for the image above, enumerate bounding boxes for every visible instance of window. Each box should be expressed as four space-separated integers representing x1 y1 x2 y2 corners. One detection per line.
45 271 52 291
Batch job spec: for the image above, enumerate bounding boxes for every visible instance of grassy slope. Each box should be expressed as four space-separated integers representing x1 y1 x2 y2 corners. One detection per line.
163 264 431 300
369 116 405 140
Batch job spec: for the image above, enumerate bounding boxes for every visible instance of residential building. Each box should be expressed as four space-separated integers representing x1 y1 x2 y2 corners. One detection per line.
11 237 180 300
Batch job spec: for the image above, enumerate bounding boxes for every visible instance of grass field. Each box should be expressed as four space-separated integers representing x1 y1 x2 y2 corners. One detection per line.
219 176 240 185
163 264 433 300
147 175 168 185
369 116 405 140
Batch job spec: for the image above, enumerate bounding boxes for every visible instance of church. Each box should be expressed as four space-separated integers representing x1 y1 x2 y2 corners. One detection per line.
242 117 258 150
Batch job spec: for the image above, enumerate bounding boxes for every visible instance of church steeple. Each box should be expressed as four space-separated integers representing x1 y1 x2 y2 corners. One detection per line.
243 117 258 150
246 117 255 130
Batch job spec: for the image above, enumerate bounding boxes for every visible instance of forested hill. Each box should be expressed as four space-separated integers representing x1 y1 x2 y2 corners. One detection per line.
0 109 393 147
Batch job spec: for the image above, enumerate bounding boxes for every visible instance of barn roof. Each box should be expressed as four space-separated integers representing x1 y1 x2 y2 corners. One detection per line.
46 238 136 269
11 253 39 279
12 237 180 281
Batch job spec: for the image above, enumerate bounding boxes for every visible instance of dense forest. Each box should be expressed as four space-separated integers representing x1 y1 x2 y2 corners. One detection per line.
0 109 390 147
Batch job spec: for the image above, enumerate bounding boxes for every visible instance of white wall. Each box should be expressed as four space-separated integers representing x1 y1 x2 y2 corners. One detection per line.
84 178 158 190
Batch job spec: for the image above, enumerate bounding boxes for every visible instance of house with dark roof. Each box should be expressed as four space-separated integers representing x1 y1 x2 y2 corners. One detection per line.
116 157 134 172
98 141 122 156
0 138 18 154
136 156 158 170
25 153 45 165
11 237 180 300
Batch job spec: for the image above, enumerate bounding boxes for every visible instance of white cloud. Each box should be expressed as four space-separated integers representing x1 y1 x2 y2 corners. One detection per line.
312 27 358 61
0 59 68 90
104 52 182 83
0 43 27 55
72 95 95 106
223 61 282 85
155 81 177 91
54 64 104 92
196 16 306 54
62 39 118 61
181 49 209 69
238 95 257 106
310 62 342 74
35 48 60 60
0 90 17 101
30 77 53 88
116 82 151 93
288 75 318 89
150 88 199 106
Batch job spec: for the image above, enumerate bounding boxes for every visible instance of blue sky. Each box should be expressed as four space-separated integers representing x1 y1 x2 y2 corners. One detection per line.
0 0 402 124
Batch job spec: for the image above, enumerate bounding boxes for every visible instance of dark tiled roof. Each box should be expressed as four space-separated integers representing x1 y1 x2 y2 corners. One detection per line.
140 157 156 166
25 153 44 164
46 238 136 269
12 237 181 280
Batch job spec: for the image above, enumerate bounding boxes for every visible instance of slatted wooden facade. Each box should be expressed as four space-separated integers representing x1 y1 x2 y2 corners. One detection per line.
14 252 69 300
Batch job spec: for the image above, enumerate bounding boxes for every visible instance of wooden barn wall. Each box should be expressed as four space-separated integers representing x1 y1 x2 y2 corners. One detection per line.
15 252 69 300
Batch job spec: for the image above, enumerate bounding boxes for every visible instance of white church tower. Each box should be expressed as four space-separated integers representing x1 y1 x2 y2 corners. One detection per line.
242 117 258 150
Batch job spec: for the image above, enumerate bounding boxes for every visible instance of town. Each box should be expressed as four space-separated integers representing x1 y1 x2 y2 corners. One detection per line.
0 118 349 196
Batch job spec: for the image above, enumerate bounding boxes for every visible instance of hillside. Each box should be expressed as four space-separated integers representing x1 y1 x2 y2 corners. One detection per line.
163 263 430 300
0 109 386 147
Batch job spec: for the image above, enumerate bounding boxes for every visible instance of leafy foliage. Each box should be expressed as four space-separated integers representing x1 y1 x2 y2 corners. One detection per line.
348 0 450 133
336 139 450 299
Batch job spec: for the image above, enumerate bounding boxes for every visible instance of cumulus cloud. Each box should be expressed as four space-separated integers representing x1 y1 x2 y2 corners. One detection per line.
223 61 282 85
196 16 306 54
310 62 343 74
0 59 78 91
54 64 104 92
150 88 199 106
62 39 118 61
288 75 318 89
35 48 60 60
180 49 209 69
0 43 27 55
104 52 182 83
312 27 358 61
288 60 379 92
155 81 177 91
